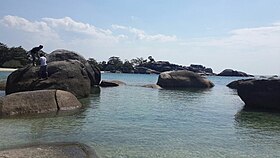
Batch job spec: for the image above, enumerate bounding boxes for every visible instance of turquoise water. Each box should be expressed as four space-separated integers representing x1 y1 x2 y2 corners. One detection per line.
0 73 280 158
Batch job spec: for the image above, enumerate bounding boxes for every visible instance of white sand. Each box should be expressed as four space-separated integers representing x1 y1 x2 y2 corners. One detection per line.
0 68 17 72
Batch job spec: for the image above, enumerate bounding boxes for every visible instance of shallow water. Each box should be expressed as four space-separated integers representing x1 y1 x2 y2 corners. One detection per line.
0 73 280 158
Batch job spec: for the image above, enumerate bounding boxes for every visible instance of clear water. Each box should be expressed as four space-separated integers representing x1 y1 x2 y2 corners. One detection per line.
0 72 280 158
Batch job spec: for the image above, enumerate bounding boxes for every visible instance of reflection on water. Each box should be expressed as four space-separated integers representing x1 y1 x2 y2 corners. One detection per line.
0 73 280 157
235 107 280 130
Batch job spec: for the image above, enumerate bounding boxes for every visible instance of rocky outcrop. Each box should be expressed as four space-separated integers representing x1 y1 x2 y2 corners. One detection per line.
218 69 253 77
234 79 280 110
47 49 101 86
134 67 160 74
0 90 81 116
186 64 213 74
156 70 214 88
0 142 99 158
100 80 126 87
137 62 214 75
6 60 91 98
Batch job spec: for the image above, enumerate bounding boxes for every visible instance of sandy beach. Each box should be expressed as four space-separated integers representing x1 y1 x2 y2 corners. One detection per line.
0 68 17 72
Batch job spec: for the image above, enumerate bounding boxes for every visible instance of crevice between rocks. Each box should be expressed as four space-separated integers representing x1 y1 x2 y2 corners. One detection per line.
54 90 60 111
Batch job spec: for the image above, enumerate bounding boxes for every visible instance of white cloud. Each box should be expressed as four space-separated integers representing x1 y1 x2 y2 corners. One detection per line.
0 15 58 38
0 15 279 74
112 24 177 42
194 23 280 49
42 17 116 41
1 15 50 33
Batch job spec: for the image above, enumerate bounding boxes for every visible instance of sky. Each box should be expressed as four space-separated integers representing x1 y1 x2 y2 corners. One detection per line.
0 0 280 75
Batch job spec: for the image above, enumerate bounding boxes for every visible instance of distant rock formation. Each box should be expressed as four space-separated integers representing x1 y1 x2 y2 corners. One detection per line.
218 69 253 77
135 62 214 75
228 79 280 110
0 90 81 116
156 70 214 88
134 67 160 74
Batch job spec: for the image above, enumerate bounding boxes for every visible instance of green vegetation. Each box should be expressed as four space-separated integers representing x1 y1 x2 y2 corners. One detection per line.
0 42 29 68
89 56 156 73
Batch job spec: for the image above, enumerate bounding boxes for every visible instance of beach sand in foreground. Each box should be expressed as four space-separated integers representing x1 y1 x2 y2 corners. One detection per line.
0 68 17 72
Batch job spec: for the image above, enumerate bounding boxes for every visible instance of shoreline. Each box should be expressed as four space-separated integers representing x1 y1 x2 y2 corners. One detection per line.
0 68 17 72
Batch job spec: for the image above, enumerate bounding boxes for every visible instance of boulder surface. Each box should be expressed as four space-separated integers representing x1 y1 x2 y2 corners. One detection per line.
156 70 214 88
48 49 101 86
0 89 81 116
6 60 91 98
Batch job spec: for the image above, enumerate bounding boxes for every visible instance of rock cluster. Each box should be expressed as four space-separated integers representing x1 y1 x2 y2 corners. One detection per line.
5 49 101 98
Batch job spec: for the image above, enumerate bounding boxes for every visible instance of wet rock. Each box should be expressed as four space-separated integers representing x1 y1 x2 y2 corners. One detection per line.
142 84 162 89
100 80 126 87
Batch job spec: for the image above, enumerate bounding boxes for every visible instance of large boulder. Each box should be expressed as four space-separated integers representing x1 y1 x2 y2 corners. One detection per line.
47 49 101 86
218 69 253 77
236 79 280 110
156 70 214 88
0 90 81 116
6 60 91 98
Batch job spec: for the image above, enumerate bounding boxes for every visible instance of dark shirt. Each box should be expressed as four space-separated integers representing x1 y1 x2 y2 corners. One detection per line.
30 46 41 55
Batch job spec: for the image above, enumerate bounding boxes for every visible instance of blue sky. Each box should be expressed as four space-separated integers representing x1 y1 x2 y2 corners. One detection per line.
1 0 280 75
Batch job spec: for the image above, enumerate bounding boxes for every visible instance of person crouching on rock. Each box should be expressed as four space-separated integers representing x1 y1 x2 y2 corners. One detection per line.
39 53 48 79
30 45 43 66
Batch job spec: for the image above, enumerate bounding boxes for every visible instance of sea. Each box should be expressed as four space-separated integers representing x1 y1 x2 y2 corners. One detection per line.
0 72 280 158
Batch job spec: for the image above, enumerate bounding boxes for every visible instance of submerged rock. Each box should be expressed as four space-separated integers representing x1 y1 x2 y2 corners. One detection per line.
236 79 280 110
0 89 81 116
0 142 98 158
142 84 162 89
100 80 126 87
156 70 214 88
